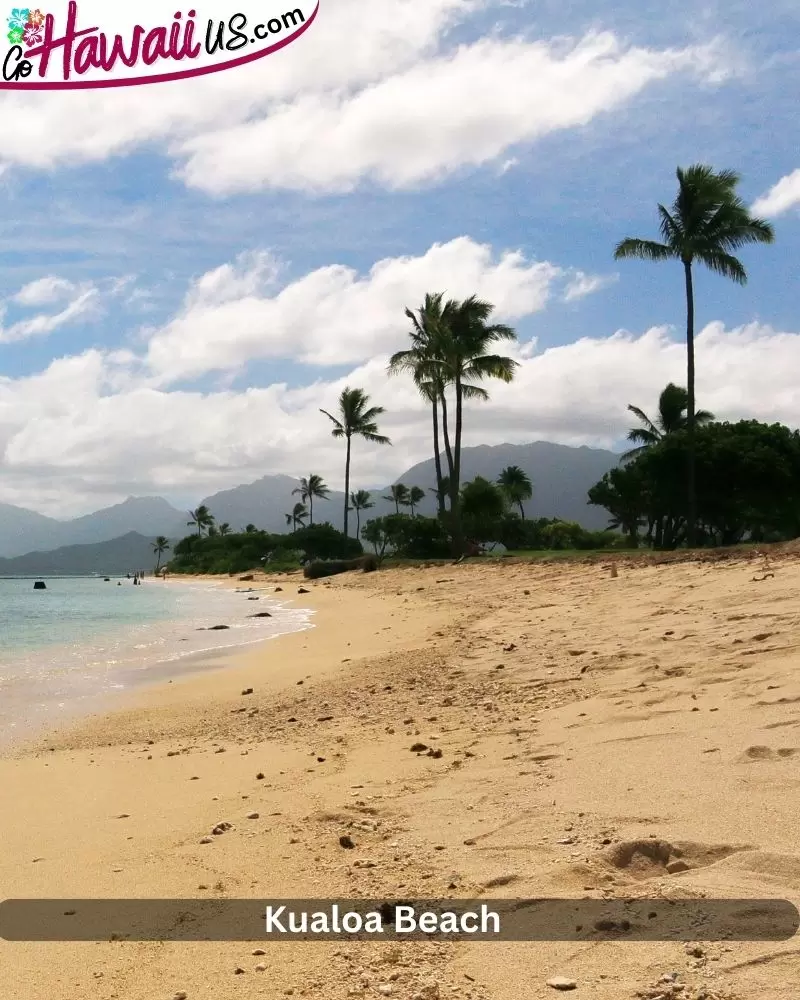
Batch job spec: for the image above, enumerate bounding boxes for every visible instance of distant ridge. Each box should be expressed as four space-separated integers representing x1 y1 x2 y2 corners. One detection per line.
0 440 621 559
0 532 164 576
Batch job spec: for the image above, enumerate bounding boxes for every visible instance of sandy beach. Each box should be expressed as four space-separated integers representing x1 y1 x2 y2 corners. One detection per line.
3 552 800 999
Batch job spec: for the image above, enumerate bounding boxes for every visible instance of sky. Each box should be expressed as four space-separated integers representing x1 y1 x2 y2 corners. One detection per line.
1 0 799 517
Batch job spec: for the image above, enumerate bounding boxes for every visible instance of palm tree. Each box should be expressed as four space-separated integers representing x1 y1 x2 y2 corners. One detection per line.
432 296 518 549
614 165 774 544
244 523 256 534
350 489 374 537
384 483 410 514
152 536 170 572
408 485 426 516
285 502 308 532
187 504 214 537
429 474 451 511
389 293 449 519
321 387 391 537
623 383 715 460
497 465 533 519
218 523 231 536
293 474 330 525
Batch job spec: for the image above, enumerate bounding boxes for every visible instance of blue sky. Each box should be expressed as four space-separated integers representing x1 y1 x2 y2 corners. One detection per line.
0 0 799 515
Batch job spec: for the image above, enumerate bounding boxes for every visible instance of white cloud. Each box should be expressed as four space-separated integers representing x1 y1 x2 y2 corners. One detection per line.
13 276 76 307
752 168 800 216
0 0 728 196
176 33 728 195
144 238 568 380
0 282 100 344
563 271 618 302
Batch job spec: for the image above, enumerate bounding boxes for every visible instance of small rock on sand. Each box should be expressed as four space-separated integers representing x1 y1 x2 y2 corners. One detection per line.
255 964 268 972
247 812 260 820
252 949 266 956
199 837 213 845
410 742 428 752
339 835 356 849
546 977 577 991
174 993 188 1000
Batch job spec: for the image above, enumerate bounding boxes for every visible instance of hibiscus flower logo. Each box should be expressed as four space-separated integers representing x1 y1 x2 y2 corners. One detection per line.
7 8 46 46
27 7 44 25
22 20 41 45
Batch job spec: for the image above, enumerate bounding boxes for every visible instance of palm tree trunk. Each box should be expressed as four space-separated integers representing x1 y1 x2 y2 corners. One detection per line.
343 435 352 537
431 396 445 519
518 500 525 520
439 389 455 488
310 493 314 526
451 372 464 552
356 508 361 537
684 260 697 548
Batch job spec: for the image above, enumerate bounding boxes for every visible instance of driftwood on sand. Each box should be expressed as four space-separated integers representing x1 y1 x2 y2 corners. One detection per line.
303 555 378 580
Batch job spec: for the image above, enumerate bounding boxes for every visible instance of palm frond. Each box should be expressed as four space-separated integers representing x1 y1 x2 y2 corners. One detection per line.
614 238 675 262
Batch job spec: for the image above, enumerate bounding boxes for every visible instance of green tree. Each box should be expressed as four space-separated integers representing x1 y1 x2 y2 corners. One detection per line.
152 536 170 572
285 502 308 532
350 489 374 537
389 293 450 519
408 485 426 516
428 296 518 550
428 474 451 512
321 388 391 537
244 523 256 534
218 523 231 536
384 483 410 514
624 383 714 460
187 504 214 538
497 465 533 519
460 476 506 544
614 165 774 545
293 474 330 525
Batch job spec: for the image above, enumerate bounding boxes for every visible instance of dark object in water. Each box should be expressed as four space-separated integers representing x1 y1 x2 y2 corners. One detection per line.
33 581 47 590
304 554 379 580
249 612 273 619
104 578 111 582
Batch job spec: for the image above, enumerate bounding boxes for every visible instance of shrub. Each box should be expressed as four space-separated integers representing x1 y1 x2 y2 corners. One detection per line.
292 522 363 561
303 554 378 579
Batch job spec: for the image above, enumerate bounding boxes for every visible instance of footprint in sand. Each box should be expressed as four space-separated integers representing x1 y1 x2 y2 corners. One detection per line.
740 745 799 762
602 839 751 880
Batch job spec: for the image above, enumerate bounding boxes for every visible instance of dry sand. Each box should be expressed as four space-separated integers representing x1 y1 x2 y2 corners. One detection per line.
2 551 800 999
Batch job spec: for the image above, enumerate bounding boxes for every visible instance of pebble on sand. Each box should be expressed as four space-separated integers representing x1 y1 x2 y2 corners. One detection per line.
546 977 577 991
339 834 356 849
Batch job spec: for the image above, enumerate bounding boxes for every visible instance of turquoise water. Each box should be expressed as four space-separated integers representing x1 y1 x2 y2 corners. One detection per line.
0 577 312 744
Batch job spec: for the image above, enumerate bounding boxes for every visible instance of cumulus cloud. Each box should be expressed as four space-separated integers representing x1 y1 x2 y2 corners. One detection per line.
145 238 575 380
0 0 728 196
563 271 618 302
13 276 77 307
176 33 729 195
752 168 800 216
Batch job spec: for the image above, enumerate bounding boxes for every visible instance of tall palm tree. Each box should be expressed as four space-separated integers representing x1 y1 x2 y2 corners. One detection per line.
321 387 391 537
285 502 308 532
429 474 451 511
187 504 214 537
433 296 518 549
497 465 533 519
389 293 449 519
623 383 715 461
293 474 330 525
384 483 410 514
614 165 774 544
408 485 426 516
218 523 232 536
152 536 170 572
350 489 374 537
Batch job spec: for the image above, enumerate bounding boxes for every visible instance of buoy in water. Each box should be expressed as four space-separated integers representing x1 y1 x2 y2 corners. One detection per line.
34 581 47 590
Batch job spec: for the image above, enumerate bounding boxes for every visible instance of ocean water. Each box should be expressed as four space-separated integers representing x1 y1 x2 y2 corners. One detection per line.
0 576 313 744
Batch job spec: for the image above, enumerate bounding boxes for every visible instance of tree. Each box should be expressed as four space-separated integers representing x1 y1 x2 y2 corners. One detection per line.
389 293 450 519
624 383 714 460
321 387 391 537
614 165 774 545
408 486 426 516
350 489 374 537
152 536 170 572
426 296 518 551
460 476 506 544
293 474 330 525
187 504 214 537
588 466 648 546
497 465 533 519
362 518 391 563
285 502 308 532
218 523 231 536
429 475 451 511
384 483 410 514
244 523 256 534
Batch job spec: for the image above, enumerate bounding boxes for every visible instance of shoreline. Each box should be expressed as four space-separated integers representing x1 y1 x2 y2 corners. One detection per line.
0 574 314 752
3 557 800 999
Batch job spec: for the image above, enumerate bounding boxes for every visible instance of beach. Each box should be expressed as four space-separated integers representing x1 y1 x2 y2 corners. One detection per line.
2 552 800 999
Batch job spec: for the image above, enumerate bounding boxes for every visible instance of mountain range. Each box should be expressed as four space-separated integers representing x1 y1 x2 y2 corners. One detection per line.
0 440 621 562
